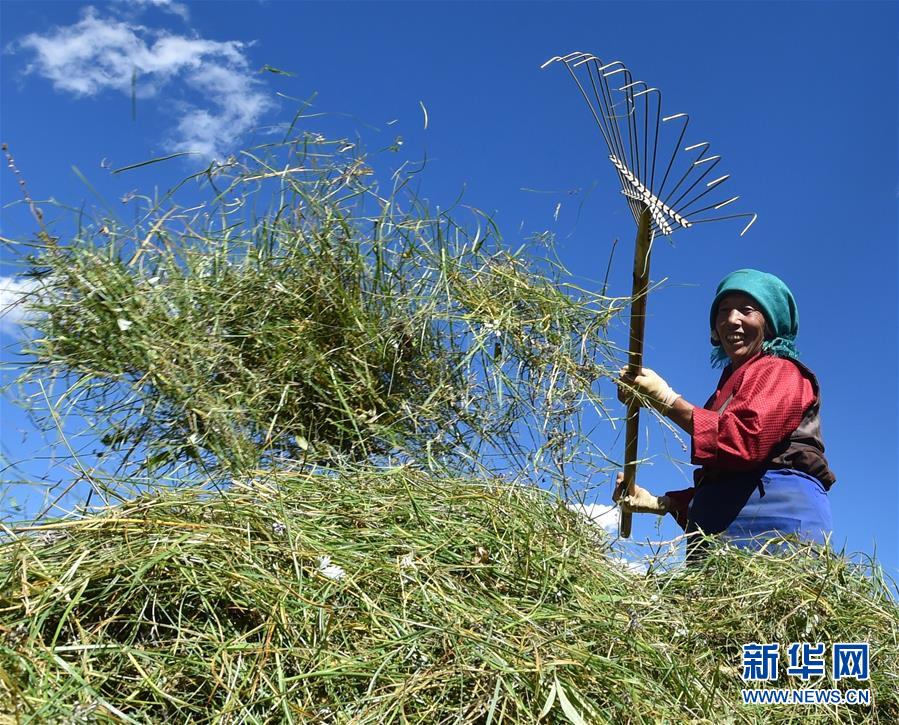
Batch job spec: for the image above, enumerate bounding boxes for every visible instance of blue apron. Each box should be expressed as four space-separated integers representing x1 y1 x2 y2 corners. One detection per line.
686 468 832 558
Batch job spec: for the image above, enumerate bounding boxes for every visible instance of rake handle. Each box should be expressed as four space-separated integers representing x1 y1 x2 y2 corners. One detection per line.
619 206 653 539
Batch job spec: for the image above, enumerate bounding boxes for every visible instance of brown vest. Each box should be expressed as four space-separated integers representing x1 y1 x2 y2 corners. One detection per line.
696 358 836 489
765 360 836 488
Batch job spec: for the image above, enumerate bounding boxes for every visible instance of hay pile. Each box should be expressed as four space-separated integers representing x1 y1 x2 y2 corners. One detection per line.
2 468 896 723
11 134 618 485
5 123 896 725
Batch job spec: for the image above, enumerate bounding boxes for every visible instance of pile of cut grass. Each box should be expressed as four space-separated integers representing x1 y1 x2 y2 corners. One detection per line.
10 134 620 486
2 468 896 723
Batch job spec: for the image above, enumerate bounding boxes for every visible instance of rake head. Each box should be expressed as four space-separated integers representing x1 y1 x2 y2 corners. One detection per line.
542 52 757 238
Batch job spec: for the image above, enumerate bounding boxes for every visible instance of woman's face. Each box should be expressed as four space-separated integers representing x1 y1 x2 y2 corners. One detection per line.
714 292 767 368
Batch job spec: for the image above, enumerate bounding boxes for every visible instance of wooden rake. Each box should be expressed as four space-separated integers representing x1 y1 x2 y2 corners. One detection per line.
542 52 756 538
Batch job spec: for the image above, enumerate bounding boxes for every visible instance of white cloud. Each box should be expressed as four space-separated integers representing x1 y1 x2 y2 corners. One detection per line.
172 63 273 158
569 501 620 536
0 276 39 337
125 0 191 22
609 555 649 575
14 6 273 160
570 500 685 574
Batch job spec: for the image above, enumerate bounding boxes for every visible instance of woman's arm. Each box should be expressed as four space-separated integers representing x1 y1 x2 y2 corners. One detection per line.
666 395 695 435
691 358 814 469
618 357 815 468
617 367 696 434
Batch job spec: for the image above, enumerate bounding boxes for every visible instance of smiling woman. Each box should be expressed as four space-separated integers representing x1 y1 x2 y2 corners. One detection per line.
713 292 768 367
615 269 836 560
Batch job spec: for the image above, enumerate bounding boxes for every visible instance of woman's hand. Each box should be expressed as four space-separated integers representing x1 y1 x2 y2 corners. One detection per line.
617 366 680 413
613 471 670 515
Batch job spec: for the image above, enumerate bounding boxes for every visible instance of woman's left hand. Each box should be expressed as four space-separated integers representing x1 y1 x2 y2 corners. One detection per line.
612 472 669 515
617 366 680 413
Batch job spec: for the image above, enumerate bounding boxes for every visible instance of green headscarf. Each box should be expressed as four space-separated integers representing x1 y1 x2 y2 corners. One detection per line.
709 269 800 367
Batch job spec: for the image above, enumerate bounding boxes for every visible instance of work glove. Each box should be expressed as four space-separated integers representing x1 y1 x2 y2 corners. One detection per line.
617 366 680 414
613 471 670 515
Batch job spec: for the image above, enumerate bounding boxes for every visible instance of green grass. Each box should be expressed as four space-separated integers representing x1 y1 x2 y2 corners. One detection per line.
4 118 894 725
2 468 896 723
8 132 621 496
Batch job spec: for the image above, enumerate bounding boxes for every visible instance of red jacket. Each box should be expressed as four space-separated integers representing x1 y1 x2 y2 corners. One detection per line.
666 353 826 530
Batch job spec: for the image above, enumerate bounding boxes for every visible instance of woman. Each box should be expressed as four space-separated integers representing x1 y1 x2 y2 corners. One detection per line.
614 269 835 558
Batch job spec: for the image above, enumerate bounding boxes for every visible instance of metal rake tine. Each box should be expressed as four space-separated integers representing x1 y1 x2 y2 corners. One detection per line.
597 60 628 73
562 52 599 70
673 169 757 232
608 71 645 186
636 142 730 227
587 61 632 171
667 153 724 214
685 141 711 159
613 156 690 235
588 64 637 124
567 60 623 172
630 86 660 96
562 59 642 225
705 174 730 189
617 81 648 186
634 88 664 196
540 51 580 70
659 141 713 206
602 67 640 181
579 61 642 224
693 153 720 166
665 151 754 239
623 82 662 195
690 212 758 236
562 51 593 61
739 213 758 236
545 49 756 240
667 150 737 216
561 61 617 159
540 51 588 69
571 53 601 68
677 191 738 219
712 195 740 210
601 67 631 81
656 112 690 199
605 93 640 121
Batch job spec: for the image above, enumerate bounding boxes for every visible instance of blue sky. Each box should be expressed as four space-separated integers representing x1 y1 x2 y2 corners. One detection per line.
1 1 897 574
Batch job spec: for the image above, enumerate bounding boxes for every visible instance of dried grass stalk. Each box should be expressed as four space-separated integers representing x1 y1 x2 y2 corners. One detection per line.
10 133 621 494
1 468 896 723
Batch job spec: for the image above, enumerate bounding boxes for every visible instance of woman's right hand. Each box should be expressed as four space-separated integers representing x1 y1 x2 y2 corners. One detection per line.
616 366 680 413
613 471 670 515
